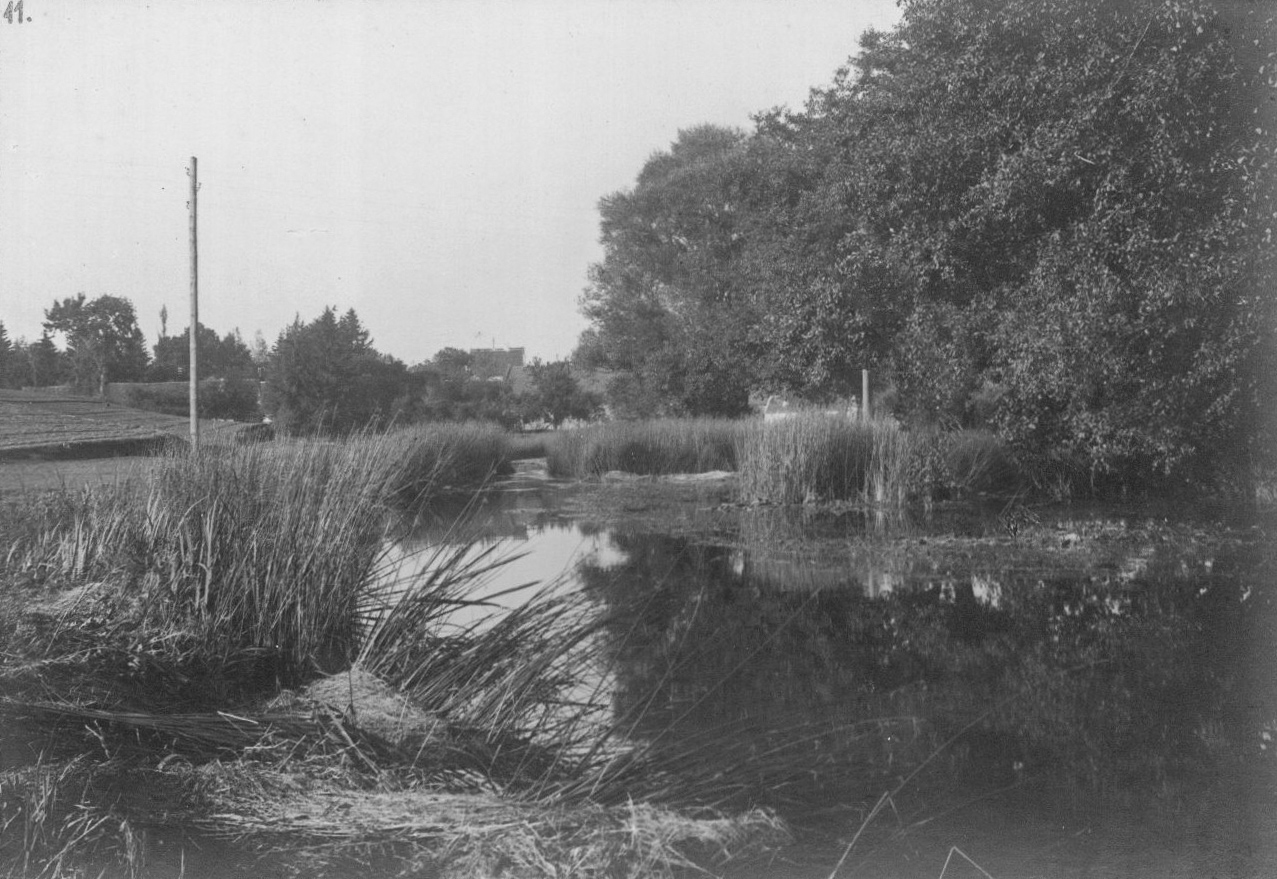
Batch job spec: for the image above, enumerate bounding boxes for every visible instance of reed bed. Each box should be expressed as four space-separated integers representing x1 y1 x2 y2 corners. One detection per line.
385 421 515 503
507 431 550 461
737 415 898 504
0 429 788 877
738 415 1017 505
542 415 1016 505
5 436 416 694
545 418 746 478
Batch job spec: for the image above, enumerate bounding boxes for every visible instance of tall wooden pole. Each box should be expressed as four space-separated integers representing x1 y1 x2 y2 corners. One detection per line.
862 368 871 421
189 157 200 449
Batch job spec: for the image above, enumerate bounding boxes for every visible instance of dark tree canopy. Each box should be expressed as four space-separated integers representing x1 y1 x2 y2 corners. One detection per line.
263 307 420 435
576 0 1276 488
150 325 255 382
581 124 758 417
523 359 601 427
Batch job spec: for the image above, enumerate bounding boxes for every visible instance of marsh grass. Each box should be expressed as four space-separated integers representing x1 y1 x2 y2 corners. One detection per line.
0 428 786 877
387 421 515 502
739 416 1019 505
508 431 550 461
545 419 745 478
737 416 903 504
543 416 1018 505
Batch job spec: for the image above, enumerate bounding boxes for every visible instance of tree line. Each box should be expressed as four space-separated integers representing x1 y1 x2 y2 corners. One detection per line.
576 0 1275 489
0 299 599 435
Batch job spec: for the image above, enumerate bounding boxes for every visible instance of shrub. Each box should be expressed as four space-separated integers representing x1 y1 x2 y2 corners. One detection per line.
123 379 260 421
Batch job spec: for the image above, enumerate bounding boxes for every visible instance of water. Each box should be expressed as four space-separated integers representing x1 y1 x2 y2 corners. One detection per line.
397 461 1277 877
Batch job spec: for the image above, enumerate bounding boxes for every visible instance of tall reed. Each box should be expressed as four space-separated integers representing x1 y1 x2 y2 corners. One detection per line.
2 426 511 690
384 421 514 503
1 431 793 876
738 416 1018 505
545 419 745 478
737 415 884 504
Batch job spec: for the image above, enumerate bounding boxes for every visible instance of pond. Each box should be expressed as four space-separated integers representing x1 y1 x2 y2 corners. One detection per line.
393 460 1277 878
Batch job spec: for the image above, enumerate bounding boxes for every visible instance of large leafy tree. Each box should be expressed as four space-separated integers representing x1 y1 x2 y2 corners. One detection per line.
577 0 1273 487
750 0 1272 484
579 125 760 417
44 294 149 395
848 0 1274 483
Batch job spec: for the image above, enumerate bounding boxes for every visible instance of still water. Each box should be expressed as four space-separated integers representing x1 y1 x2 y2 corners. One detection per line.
395 460 1276 877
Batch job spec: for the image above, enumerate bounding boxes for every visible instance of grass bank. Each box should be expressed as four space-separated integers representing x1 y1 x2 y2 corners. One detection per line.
0 434 785 877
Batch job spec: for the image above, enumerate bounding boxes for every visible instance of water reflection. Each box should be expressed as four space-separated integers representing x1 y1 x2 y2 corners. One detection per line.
390 484 627 611
392 472 1275 871
580 525 1271 827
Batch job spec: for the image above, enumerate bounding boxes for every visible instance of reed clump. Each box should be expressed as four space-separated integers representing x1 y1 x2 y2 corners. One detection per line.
737 415 892 504
0 431 785 877
2 425 515 697
737 415 1019 505
386 421 514 503
545 418 745 478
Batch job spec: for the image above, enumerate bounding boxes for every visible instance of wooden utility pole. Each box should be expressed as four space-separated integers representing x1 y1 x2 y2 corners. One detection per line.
862 369 871 421
189 157 200 449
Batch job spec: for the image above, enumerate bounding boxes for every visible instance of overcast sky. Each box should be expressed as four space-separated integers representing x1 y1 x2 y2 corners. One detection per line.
1 0 901 365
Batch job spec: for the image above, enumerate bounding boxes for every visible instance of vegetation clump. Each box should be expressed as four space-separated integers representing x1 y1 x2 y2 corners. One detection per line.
0 436 787 877
547 414 1017 507
545 418 745 478
576 0 1275 496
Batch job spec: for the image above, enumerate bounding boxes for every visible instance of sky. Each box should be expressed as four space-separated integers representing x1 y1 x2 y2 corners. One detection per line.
0 0 902 366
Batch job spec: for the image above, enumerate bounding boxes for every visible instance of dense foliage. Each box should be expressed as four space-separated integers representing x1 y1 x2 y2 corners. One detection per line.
43 294 149 394
579 0 1276 491
522 358 602 426
149 324 256 383
263 307 422 435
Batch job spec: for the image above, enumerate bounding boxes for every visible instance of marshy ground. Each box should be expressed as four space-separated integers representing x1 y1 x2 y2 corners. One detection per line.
1 427 1274 878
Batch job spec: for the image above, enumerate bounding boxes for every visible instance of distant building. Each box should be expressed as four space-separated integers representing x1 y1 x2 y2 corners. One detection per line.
469 347 524 381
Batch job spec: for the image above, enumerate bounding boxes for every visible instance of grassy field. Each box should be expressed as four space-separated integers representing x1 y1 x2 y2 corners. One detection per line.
0 388 246 455
0 388 257 499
